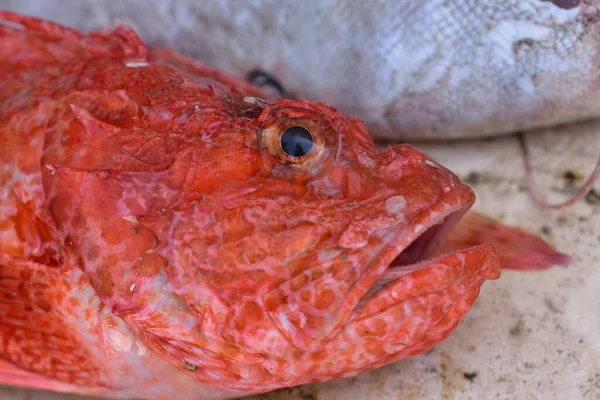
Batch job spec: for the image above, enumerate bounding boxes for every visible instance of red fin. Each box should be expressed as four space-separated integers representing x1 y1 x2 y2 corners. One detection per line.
435 211 571 271
0 252 108 389
0 359 68 393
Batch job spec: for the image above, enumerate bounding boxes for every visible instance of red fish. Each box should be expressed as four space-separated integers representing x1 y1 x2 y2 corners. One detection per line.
0 13 568 400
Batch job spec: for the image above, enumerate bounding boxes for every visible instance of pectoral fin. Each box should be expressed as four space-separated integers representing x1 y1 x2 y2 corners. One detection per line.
0 253 108 390
434 211 571 271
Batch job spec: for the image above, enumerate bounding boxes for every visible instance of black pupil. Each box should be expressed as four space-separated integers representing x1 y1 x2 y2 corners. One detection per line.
280 126 314 157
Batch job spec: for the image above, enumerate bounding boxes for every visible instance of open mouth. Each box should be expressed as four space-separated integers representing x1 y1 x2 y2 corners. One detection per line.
353 178 480 295
363 193 476 298
386 203 469 270
262 185 498 352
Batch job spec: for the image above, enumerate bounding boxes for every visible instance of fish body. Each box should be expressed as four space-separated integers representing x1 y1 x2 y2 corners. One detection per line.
0 12 567 400
3 0 600 140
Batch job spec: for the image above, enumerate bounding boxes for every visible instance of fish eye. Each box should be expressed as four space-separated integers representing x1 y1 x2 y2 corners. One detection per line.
247 69 286 97
260 118 326 169
280 126 314 157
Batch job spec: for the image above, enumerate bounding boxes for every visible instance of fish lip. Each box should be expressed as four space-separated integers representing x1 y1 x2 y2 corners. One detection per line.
386 199 471 270
368 184 477 288
352 184 486 308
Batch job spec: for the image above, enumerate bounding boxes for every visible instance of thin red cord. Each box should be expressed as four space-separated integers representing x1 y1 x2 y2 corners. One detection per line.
519 132 600 209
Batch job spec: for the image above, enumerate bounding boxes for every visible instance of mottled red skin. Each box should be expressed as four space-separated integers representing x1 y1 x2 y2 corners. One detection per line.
0 12 565 400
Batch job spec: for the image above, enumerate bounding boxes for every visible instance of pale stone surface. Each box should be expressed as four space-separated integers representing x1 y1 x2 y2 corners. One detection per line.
1 121 598 400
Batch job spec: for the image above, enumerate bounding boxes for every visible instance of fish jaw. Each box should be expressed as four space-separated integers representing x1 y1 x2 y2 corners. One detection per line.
258 213 499 385
263 182 496 352
329 244 500 377
293 244 500 382
217 182 500 388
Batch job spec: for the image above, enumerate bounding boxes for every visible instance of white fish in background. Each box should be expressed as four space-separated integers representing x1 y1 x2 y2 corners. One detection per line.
2 0 600 140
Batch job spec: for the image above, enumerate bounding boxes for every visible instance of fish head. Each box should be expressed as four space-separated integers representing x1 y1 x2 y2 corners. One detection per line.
35 58 498 388
154 96 500 384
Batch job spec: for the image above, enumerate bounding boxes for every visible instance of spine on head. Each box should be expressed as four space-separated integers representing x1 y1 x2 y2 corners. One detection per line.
0 10 148 72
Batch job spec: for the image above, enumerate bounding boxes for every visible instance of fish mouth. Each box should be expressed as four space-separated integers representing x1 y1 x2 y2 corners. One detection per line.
358 184 499 311
368 185 482 292
387 202 469 270
262 185 498 353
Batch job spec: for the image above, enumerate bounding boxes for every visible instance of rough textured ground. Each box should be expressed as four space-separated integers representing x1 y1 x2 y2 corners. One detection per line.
1 122 598 400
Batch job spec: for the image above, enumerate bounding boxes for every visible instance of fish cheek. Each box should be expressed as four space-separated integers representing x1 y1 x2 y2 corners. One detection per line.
45 167 167 311
189 146 263 194
263 253 361 352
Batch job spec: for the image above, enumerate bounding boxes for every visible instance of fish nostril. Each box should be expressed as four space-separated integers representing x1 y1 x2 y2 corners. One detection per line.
384 144 427 165
380 146 422 179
